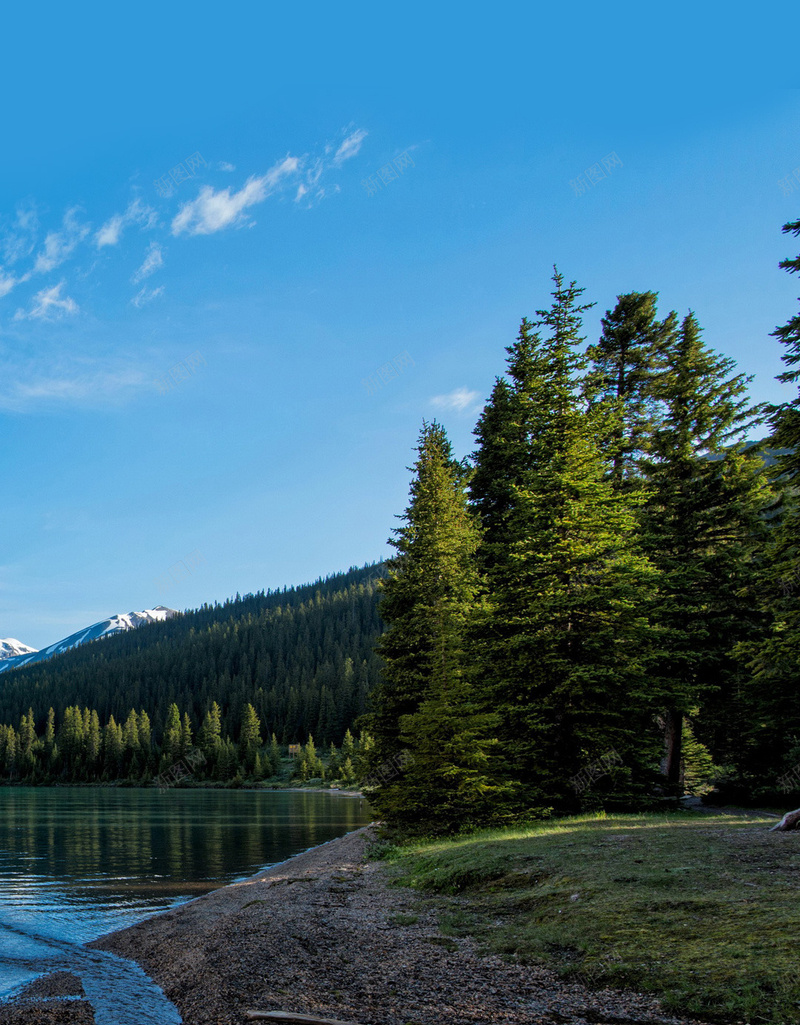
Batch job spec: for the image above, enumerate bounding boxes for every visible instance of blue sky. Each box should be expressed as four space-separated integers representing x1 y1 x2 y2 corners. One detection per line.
1 4 799 648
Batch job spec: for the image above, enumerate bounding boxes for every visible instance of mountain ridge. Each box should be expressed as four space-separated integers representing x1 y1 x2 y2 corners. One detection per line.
0 606 179 674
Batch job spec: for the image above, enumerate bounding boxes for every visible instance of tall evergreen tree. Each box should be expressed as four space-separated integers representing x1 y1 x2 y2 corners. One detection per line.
470 270 661 812
735 217 800 788
161 703 182 765
368 421 506 830
239 703 262 770
640 311 768 789
199 702 222 754
584 291 678 487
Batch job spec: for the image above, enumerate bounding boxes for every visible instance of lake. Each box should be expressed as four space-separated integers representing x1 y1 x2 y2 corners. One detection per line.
0 787 372 1023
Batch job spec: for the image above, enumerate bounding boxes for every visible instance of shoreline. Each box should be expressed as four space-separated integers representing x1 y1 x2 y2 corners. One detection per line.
4 825 713 1025
2 825 715 1025
0 782 364 796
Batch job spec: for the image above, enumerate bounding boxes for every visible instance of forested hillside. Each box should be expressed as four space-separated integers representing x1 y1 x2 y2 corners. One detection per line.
0 563 386 779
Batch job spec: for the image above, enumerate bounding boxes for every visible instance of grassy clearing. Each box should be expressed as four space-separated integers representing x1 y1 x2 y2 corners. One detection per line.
374 811 800 1024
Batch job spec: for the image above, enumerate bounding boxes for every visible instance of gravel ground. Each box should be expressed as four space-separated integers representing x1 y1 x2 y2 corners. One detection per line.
87 823 713 1025
0 973 93 1024
0 824 719 1025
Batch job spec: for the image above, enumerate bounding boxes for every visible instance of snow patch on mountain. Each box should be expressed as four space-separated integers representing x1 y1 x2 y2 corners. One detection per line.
0 638 38 660
0 606 178 675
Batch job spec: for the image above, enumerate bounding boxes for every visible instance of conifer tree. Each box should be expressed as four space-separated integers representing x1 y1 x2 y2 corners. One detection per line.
87 710 101 775
369 421 507 830
44 708 55 755
640 312 768 788
239 703 262 770
161 703 182 766
470 270 661 811
584 291 678 487
137 711 151 755
103 715 124 777
123 709 140 752
180 711 193 756
269 732 281 777
735 217 800 786
199 702 222 754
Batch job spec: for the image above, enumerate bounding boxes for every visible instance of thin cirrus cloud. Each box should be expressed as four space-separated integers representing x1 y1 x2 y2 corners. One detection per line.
170 129 365 235
95 198 158 248
171 156 300 236
2 127 366 322
332 128 367 166
131 242 163 284
0 361 149 413
1 207 39 266
430 387 483 414
13 281 79 321
33 208 90 274
131 285 164 308
0 270 31 299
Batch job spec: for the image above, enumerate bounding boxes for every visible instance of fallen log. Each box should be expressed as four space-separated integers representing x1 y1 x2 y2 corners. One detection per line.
245 1012 361 1025
770 807 800 831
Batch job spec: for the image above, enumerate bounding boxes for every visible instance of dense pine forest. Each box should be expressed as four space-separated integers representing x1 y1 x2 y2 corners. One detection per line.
3 215 800 832
0 565 385 784
362 214 800 832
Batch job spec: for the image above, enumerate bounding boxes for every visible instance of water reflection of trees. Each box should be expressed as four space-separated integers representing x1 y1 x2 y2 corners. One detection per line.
0 789 370 912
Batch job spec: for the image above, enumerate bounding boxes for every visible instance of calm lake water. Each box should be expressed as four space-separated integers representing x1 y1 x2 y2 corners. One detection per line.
0 787 372 1023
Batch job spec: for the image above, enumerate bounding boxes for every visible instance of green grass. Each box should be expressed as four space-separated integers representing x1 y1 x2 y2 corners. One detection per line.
388 912 419 926
375 811 800 1024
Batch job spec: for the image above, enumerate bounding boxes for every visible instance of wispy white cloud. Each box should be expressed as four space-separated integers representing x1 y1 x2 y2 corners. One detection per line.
0 360 149 413
95 214 125 249
14 281 79 321
171 177 266 235
1 207 39 265
131 242 163 284
430 387 483 414
333 129 367 166
131 285 164 308
171 156 300 236
218 161 236 172
0 269 31 299
95 198 157 248
33 208 90 274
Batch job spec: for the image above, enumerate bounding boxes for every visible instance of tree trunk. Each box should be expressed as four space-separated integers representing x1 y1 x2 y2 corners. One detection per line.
770 808 800 832
664 707 683 791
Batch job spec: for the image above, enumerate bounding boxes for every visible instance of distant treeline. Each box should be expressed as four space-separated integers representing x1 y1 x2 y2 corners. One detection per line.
0 697 370 786
0 565 387 773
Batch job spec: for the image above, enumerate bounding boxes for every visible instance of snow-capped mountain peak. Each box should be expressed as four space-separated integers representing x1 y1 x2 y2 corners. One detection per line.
0 638 38 661
0 605 178 674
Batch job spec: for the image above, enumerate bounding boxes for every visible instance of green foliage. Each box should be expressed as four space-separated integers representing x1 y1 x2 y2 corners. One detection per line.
641 312 770 786
733 219 800 785
470 270 662 813
368 421 511 831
